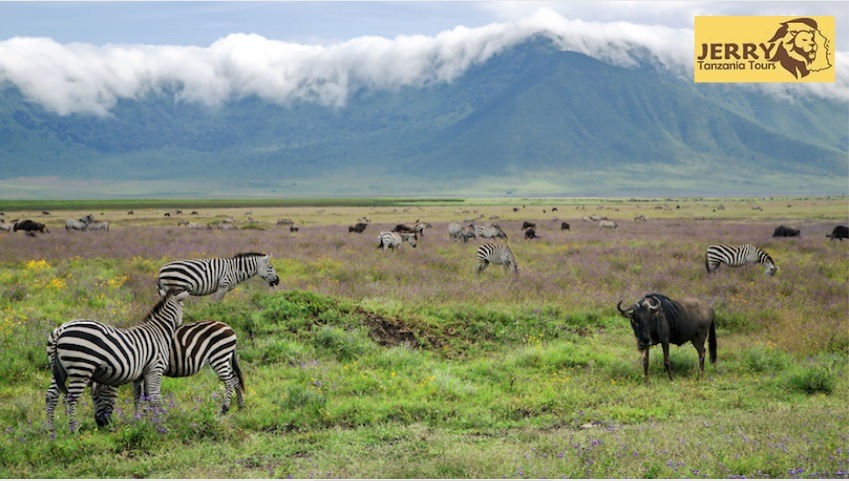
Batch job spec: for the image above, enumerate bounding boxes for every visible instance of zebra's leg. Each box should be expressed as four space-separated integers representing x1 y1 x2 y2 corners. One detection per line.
92 383 118 427
212 280 232 302
45 381 61 434
476 260 489 273
141 371 164 407
63 379 89 432
210 360 235 413
133 379 145 413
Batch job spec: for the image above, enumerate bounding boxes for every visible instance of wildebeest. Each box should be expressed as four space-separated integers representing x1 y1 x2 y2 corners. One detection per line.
521 221 536 230
349 222 368 233
772 225 801 237
827 225 848 241
13 219 49 235
524 227 540 240
617 294 716 381
560 222 570 230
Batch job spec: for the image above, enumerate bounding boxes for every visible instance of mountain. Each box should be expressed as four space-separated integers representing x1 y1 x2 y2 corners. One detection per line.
0 38 846 198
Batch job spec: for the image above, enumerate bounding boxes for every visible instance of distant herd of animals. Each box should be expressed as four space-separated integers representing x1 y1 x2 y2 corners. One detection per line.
1 209 845 434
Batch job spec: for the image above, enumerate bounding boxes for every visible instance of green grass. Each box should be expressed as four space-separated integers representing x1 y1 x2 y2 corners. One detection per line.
0 198 847 478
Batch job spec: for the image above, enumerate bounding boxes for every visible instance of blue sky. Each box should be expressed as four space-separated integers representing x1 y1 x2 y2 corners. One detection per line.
2 1 846 47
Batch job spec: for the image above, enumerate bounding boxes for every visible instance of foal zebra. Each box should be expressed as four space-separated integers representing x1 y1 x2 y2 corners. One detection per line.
157 252 280 301
476 243 518 275
377 231 417 251
45 289 189 433
91 320 245 425
705 244 778 276
474 224 508 240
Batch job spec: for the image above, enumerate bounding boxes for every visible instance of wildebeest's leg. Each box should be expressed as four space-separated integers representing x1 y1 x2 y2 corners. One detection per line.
693 339 706 377
662 342 673 381
641 349 650 382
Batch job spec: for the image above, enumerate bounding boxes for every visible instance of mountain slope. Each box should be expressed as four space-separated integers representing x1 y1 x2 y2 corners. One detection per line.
0 39 845 198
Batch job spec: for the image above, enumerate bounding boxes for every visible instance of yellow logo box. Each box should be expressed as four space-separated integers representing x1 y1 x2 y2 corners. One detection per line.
694 16 835 83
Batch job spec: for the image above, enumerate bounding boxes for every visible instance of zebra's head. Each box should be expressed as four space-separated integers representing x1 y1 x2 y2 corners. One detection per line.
402 233 418 248
257 254 281 287
762 252 778 276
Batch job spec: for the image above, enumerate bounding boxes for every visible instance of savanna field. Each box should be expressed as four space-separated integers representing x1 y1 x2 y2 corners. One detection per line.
0 196 847 478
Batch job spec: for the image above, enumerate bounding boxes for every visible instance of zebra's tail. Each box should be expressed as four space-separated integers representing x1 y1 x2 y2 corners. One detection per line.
231 352 245 394
47 334 69 395
708 320 717 364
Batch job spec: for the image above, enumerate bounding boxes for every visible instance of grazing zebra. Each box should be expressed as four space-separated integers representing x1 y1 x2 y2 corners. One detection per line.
476 243 518 275
447 222 464 240
474 224 508 240
65 214 93 231
86 221 109 231
705 244 778 276
45 290 189 433
91 320 245 423
377 231 417 251
157 252 280 301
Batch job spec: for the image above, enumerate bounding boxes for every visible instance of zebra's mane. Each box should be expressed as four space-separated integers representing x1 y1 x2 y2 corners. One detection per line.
643 293 684 325
144 291 180 322
233 252 266 259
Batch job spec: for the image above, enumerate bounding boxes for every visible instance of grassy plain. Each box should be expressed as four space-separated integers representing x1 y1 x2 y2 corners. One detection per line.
0 196 847 478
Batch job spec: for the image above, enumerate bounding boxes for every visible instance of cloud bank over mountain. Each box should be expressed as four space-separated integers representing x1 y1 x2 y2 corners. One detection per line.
1 8 846 116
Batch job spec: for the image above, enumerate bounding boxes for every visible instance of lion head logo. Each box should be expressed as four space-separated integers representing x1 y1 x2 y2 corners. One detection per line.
767 17 832 79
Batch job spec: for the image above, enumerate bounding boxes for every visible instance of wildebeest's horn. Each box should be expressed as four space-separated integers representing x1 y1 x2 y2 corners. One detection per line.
616 300 634 316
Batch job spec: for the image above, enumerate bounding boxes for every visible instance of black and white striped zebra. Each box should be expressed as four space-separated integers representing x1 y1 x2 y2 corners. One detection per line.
377 231 417 251
45 289 189 433
705 244 778 276
90 320 245 423
157 252 280 301
65 214 93 231
476 243 518 275
474 224 508 240
86 221 109 231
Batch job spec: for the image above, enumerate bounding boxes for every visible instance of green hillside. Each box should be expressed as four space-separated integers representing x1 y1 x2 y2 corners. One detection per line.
0 39 845 198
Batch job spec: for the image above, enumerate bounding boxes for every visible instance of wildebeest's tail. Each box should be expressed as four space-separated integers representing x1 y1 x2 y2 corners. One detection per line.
47 332 69 395
708 320 717 364
232 352 245 394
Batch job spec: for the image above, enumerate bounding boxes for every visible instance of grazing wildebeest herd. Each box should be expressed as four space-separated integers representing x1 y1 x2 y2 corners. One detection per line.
1 204 845 434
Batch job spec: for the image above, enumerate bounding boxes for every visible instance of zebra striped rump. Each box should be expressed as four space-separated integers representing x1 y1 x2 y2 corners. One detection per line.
705 243 778 276
476 243 518 275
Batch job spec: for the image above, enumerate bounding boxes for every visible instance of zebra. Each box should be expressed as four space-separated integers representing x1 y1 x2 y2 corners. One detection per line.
476 243 518 275
90 320 245 423
705 244 778 276
65 214 93 231
447 222 464 240
377 231 417 251
45 289 189 433
157 252 280 301
474 224 508 240
86 221 109 231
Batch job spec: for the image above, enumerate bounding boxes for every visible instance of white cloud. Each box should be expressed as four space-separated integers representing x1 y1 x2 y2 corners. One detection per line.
0 8 845 116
